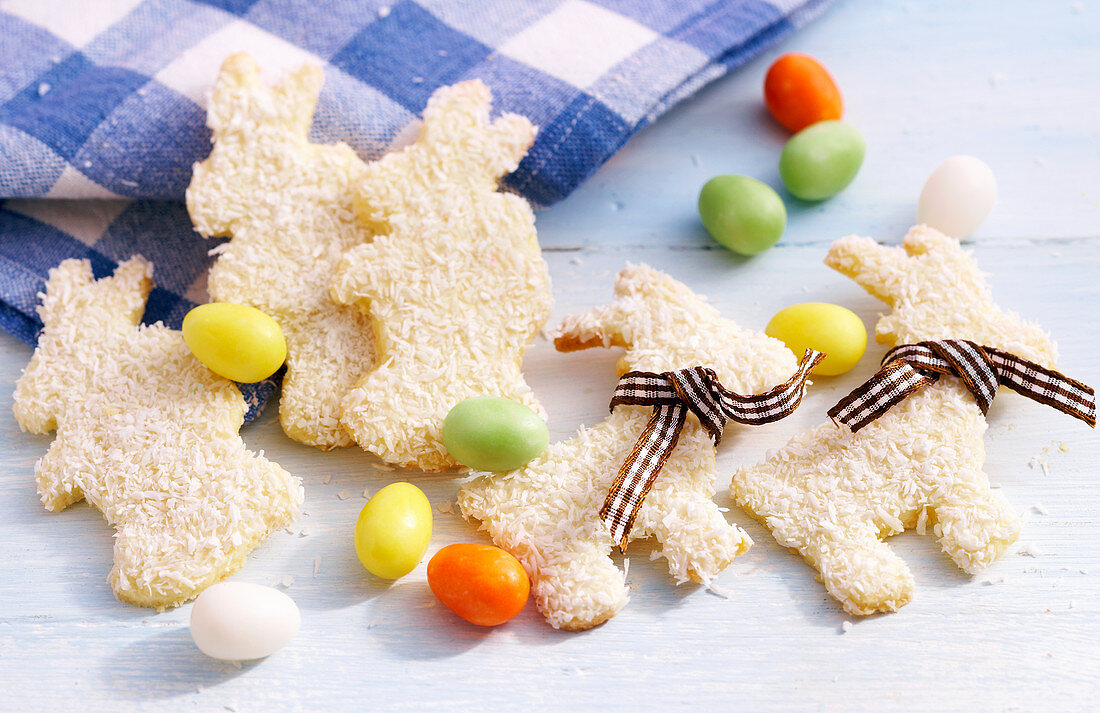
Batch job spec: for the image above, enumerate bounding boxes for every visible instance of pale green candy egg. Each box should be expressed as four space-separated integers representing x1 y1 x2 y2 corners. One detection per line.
354 482 433 580
698 175 787 256
779 121 865 201
765 302 867 376
441 397 549 472
182 303 286 383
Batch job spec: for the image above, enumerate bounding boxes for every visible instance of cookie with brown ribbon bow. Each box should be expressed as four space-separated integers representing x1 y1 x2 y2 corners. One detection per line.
732 225 1094 616
458 265 812 630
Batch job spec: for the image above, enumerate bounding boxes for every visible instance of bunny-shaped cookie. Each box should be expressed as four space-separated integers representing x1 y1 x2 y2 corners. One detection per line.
187 53 374 449
459 265 800 629
331 80 552 471
14 257 302 608
732 225 1057 615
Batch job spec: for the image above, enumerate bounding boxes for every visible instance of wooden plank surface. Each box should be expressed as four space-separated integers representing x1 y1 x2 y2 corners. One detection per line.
1 0 1099 710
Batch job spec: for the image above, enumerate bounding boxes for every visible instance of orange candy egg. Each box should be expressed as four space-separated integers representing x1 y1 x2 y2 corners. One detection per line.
427 543 529 626
764 53 843 132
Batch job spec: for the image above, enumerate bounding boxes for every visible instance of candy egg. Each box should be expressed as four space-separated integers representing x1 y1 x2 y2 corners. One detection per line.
441 397 549 472
765 302 867 376
764 53 843 132
779 121 865 201
427 543 530 626
354 482 433 580
182 303 287 383
698 175 787 256
917 155 997 237
189 582 300 661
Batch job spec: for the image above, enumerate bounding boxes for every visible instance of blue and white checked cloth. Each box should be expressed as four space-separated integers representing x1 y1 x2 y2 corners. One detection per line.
0 0 830 419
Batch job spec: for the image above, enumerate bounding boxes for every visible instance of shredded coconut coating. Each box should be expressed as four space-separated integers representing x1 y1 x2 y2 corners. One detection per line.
731 225 1057 616
459 265 798 630
331 80 552 471
13 257 303 608
187 53 374 450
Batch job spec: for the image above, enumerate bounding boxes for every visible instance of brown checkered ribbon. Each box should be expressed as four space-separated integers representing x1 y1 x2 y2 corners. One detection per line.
829 339 1096 432
601 349 825 552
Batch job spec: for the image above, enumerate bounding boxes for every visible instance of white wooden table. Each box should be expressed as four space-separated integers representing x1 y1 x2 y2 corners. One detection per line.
2 1 1098 710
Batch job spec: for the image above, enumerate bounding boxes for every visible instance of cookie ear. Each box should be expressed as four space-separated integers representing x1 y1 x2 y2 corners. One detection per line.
18 257 151 433
485 113 536 179
38 259 95 329
825 235 911 305
190 54 326 237
206 53 262 136
420 80 491 142
206 53 322 142
419 81 535 182
100 256 154 329
269 62 324 139
41 256 151 333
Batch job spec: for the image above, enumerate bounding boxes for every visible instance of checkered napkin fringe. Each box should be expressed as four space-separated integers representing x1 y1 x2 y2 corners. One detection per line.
601 348 824 551
0 0 833 422
829 339 1097 433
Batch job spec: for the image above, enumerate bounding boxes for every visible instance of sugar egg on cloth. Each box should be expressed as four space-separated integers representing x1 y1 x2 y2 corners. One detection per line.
779 121 865 201
182 302 287 383
698 175 787 256
765 302 867 376
189 582 300 661
441 397 549 472
354 482 433 580
427 543 530 626
917 155 997 237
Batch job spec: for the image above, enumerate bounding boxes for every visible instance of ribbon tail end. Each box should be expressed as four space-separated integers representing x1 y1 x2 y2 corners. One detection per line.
830 414 857 433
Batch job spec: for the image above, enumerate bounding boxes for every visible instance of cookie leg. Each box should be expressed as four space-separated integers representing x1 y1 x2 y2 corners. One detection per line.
799 522 914 615
930 474 1020 573
109 522 186 607
640 486 751 584
530 543 628 631
109 518 218 608
35 430 85 512
279 310 373 449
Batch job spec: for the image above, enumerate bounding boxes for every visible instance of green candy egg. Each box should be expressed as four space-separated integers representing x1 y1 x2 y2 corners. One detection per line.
698 175 787 256
779 121 865 201
441 397 549 472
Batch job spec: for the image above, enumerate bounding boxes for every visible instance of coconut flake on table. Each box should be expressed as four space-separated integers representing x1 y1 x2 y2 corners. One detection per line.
1028 455 1051 476
1016 543 1042 557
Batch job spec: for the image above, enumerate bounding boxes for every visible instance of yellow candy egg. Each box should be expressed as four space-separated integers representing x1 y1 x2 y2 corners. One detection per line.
765 302 867 376
182 303 287 383
354 482 433 580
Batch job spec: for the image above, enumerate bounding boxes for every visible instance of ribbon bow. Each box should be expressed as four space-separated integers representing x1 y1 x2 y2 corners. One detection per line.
602 349 824 552
829 339 1096 432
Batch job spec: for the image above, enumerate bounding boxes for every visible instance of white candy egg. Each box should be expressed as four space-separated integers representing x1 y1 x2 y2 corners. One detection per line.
917 155 997 237
190 582 300 661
